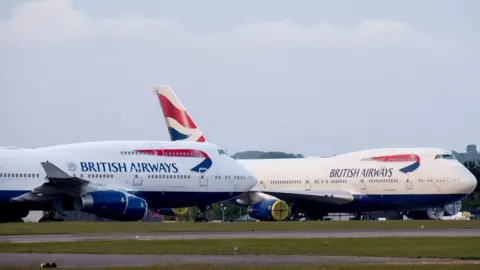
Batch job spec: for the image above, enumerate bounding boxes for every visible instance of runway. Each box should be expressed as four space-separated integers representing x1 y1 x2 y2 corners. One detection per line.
1 229 480 243
2 230 480 268
0 253 479 268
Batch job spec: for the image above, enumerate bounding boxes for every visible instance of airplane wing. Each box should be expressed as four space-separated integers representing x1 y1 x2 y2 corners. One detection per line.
248 188 354 205
11 161 125 204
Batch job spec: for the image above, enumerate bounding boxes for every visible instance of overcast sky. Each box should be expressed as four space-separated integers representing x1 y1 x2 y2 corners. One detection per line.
0 0 479 156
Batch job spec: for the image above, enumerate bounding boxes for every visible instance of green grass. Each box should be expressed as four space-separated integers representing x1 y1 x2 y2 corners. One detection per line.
3 265 480 270
1 220 480 235
1 237 480 260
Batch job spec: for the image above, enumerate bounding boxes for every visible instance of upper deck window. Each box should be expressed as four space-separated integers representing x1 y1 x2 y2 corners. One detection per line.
218 149 228 155
434 154 456 160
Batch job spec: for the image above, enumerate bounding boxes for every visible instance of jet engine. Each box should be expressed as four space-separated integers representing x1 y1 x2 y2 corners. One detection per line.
247 199 290 221
154 208 189 217
75 190 148 221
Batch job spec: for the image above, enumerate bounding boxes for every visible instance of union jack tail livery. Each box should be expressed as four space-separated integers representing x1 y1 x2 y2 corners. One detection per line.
153 86 207 143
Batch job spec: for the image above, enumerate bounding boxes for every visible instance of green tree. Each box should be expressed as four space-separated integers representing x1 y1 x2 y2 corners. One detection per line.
453 144 480 209
210 202 244 221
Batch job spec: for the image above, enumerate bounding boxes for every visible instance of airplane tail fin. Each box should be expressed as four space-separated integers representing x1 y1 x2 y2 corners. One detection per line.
153 85 207 143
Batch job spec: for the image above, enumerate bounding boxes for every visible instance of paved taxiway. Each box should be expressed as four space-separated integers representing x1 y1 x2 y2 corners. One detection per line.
1 253 479 268
1 229 480 243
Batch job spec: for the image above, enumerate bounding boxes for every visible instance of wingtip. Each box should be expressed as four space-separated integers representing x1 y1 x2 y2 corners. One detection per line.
40 161 71 179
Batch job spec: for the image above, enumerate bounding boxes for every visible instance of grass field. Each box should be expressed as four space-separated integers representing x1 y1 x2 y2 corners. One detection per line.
1 220 480 235
3 265 480 270
1 237 479 259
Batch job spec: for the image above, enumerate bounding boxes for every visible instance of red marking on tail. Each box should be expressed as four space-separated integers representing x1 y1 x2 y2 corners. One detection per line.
158 94 197 129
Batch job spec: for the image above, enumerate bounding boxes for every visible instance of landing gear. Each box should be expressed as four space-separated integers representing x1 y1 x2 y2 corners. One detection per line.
287 211 326 221
288 213 304 221
39 211 64 222
194 205 211 222
353 212 363 220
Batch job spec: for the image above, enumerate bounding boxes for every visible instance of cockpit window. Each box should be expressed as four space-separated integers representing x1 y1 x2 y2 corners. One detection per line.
218 149 228 155
434 154 456 160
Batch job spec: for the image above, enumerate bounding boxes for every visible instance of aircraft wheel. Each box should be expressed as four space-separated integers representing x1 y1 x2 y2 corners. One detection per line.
39 216 58 222
353 212 362 220
38 217 48 222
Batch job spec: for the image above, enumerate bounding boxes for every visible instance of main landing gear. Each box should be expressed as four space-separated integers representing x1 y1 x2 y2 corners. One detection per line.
352 212 376 220
39 210 64 222
194 205 211 222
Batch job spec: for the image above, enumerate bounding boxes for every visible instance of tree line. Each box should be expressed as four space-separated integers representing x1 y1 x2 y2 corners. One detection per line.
453 144 480 209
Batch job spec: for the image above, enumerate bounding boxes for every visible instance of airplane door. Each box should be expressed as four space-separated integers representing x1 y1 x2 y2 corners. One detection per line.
133 174 143 186
259 180 265 190
305 180 311 191
358 179 366 190
405 178 413 190
198 168 208 191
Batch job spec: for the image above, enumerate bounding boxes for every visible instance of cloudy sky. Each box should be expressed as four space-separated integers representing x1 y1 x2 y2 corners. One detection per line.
0 0 478 156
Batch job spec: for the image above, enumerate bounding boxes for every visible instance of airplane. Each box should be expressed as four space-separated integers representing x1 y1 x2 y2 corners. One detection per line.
152 85 477 221
0 140 257 222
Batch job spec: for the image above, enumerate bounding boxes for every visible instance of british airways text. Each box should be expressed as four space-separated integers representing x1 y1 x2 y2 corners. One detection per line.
80 162 179 173
330 168 394 178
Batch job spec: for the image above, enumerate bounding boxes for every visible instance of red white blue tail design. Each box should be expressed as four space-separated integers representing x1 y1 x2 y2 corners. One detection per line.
153 86 207 143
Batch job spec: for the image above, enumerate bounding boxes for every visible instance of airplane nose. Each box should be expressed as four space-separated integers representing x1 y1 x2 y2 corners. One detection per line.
459 168 478 194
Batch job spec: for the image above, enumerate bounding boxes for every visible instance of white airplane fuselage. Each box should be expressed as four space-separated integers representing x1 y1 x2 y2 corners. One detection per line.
236 147 477 215
152 85 478 220
0 140 257 214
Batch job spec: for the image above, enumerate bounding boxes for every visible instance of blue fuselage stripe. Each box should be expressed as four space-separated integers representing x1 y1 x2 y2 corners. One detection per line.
0 191 469 213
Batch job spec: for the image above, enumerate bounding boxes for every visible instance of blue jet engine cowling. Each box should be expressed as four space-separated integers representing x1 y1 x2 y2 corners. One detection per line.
75 190 148 221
